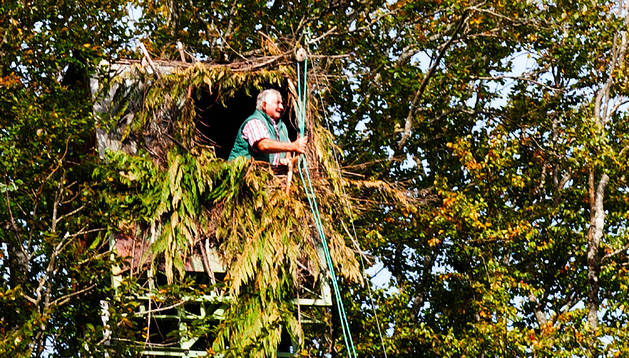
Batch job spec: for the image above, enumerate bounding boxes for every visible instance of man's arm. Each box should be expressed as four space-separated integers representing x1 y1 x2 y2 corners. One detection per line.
256 136 308 155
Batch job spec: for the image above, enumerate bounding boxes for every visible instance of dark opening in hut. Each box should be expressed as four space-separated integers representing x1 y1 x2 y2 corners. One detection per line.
194 85 297 159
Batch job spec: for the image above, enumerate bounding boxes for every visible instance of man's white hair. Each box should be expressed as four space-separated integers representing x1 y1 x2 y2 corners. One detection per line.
256 89 281 110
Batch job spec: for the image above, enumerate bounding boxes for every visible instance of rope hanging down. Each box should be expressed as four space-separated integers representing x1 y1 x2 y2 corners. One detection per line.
295 57 358 358
311 65 389 358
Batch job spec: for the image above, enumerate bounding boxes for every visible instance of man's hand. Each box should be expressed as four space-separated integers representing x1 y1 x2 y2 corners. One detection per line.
292 136 308 154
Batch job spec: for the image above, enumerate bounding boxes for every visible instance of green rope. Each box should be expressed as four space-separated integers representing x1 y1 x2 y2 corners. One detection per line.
296 59 358 358
312 72 390 358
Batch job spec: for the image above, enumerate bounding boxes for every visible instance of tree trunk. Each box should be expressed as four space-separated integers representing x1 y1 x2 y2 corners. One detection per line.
586 170 609 329
7 241 28 289
586 0 627 332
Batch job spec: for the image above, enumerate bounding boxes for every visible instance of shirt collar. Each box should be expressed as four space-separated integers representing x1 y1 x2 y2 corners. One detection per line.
255 109 277 125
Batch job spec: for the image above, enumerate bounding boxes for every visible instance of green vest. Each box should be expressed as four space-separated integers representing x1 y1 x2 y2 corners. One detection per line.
228 109 290 163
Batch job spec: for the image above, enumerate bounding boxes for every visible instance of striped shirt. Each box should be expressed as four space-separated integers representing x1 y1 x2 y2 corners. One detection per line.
242 118 282 166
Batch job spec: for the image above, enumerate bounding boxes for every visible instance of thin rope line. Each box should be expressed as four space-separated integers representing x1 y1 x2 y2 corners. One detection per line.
298 157 356 357
313 68 389 358
296 59 357 358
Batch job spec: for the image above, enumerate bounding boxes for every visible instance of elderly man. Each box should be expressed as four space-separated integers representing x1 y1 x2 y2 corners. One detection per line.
228 89 307 165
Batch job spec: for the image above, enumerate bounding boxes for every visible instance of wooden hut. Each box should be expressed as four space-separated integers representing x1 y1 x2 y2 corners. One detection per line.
91 52 362 357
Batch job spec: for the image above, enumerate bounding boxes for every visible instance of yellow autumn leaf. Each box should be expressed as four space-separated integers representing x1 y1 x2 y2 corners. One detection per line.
428 238 441 247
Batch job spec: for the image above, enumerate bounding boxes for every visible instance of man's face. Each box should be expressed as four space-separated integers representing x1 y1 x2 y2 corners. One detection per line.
262 93 284 120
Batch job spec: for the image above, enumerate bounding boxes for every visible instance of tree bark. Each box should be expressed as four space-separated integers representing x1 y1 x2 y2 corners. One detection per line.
586 0 628 333
586 170 609 329
7 241 28 289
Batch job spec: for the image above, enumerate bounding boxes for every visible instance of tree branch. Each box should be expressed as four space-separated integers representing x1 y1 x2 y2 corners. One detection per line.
471 74 563 91
399 11 470 148
50 283 97 307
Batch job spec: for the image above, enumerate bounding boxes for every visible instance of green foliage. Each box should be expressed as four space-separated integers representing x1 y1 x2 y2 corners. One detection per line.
96 143 362 356
336 0 629 356
0 52 123 358
0 1 131 356
6 0 629 356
